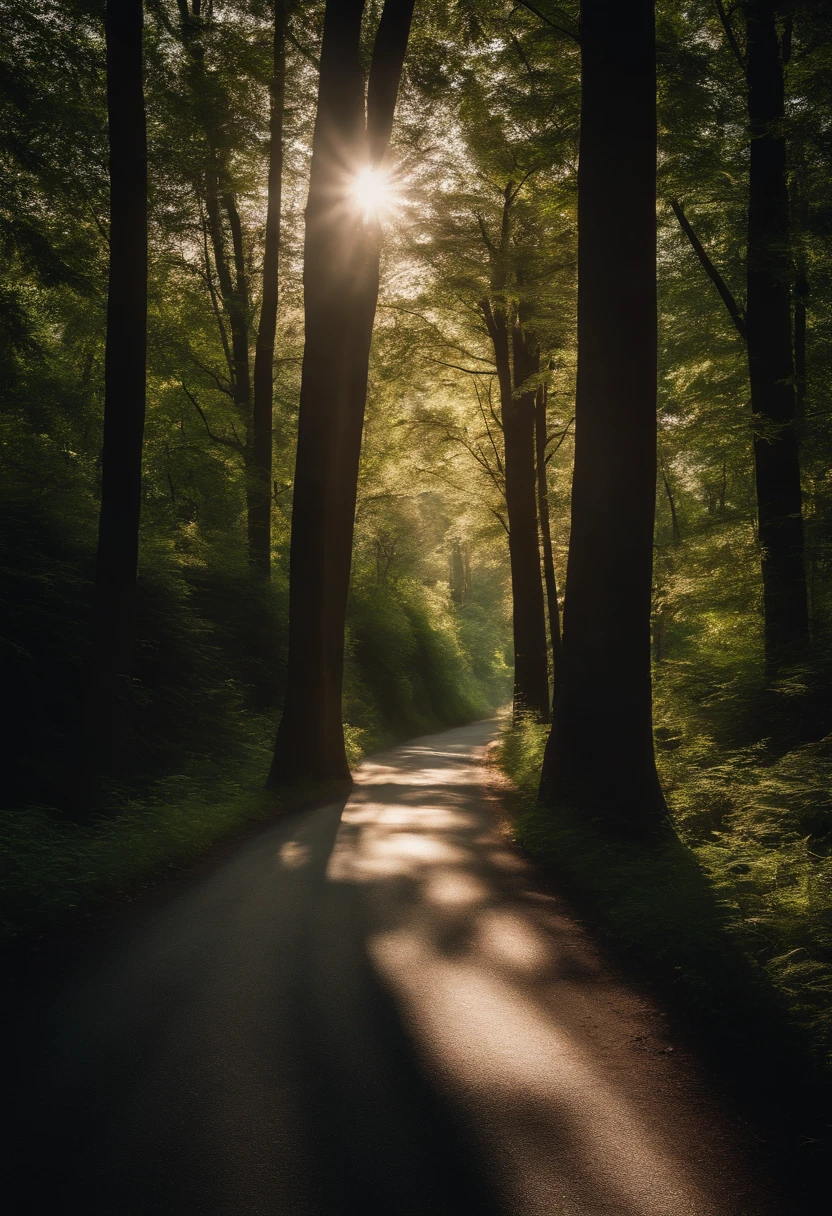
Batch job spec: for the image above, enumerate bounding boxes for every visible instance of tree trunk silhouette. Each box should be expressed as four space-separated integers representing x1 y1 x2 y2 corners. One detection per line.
477 184 549 721
249 0 287 577
540 0 665 826
535 384 562 680
745 0 809 661
87 0 147 777
509 318 550 720
672 173 808 658
268 0 414 787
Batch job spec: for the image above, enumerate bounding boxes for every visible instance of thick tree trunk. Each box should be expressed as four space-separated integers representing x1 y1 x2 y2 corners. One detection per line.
268 0 414 787
535 384 562 680
539 0 665 825
745 0 809 661
87 0 148 777
249 0 287 578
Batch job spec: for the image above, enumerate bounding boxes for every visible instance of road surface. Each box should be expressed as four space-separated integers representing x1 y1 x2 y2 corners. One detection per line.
14 721 790 1214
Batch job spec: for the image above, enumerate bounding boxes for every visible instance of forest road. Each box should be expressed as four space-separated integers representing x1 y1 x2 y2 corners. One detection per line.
14 720 793 1216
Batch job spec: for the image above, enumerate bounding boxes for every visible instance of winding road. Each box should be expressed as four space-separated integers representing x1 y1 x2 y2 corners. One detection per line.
15 721 791 1214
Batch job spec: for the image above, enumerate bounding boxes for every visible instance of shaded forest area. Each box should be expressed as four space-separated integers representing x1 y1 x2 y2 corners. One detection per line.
3 0 832 1139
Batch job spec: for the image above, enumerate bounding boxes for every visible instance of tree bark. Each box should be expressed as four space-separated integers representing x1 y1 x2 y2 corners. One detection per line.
793 166 808 419
268 0 414 787
535 383 562 680
87 0 148 777
477 182 549 722
661 461 681 546
508 319 550 720
539 0 665 826
745 0 809 662
250 0 287 578
220 190 252 426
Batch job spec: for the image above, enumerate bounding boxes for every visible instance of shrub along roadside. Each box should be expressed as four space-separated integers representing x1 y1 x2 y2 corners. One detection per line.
1 571 508 947
497 716 832 1187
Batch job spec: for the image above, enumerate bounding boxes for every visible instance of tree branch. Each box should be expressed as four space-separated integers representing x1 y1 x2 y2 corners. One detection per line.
490 507 510 536
713 0 747 75
545 416 574 463
479 297 499 345
475 380 505 478
475 213 498 257
187 351 235 398
428 357 495 377
181 384 244 451
199 203 234 379
286 29 320 71
507 167 538 205
670 199 747 341
513 1 580 45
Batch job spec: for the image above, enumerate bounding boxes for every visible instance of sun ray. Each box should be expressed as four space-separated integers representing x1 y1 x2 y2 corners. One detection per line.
351 165 397 220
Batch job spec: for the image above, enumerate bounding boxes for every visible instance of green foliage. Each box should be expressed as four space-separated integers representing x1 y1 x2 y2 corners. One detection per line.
0 734 274 944
347 575 498 742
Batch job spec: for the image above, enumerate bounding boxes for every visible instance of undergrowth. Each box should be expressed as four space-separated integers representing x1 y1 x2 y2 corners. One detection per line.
1 536 509 944
498 696 832 1079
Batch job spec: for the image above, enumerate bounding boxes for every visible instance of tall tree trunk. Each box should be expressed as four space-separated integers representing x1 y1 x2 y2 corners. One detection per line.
177 4 260 570
218 190 256 544
790 153 809 420
535 383 562 680
268 0 414 787
87 0 148 777
745 0 809 661
478 186 549 721
249 0 287 578
508 318 550 720
539 0 665 825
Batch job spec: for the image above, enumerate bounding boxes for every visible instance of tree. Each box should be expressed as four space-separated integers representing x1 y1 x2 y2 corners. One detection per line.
268 0 415 786
86 0 148 778
479 186 550 722
173 0 278 574
535 380 563 679
539 0 666 825
745 0 809 661
669 0 810 665
250 0 288 577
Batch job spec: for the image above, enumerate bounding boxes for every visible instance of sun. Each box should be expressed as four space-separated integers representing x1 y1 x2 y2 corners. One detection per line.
351 165 396 220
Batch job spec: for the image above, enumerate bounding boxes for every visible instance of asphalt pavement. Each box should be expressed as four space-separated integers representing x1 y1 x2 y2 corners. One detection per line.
12 720 793 1214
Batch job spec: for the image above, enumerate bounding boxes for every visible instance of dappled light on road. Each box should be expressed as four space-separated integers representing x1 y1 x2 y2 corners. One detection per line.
323 724 769 1216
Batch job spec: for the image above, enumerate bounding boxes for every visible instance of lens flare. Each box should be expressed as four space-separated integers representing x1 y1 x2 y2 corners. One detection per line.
351 166 395 220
